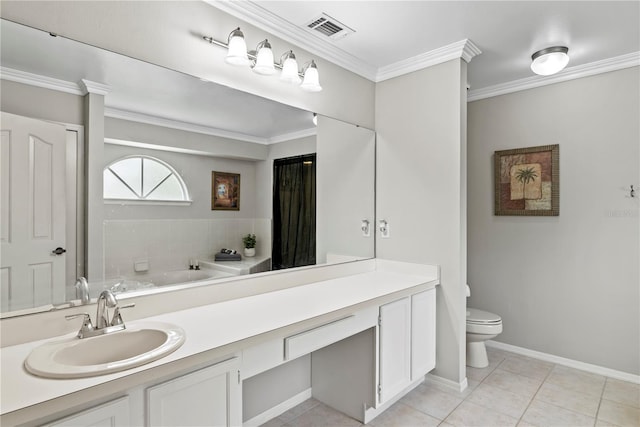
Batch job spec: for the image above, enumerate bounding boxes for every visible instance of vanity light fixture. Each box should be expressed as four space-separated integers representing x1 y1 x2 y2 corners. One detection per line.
300 60 322 92
253 39 276 75
280 50 301 84
203 28 322 92
530 46 569 76
224 27 249 66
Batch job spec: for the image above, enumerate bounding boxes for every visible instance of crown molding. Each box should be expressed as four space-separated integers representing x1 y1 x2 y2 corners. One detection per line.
468 51 640 102
0 66 84 95
376 39 482 82
268 127 317 144
105 107 271 144
79 79 111 96
205 0 378 80
206 1 483 83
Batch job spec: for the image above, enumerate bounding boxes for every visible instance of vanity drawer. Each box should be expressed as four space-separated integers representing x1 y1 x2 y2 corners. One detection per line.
284 306 377 360
242 338 284 379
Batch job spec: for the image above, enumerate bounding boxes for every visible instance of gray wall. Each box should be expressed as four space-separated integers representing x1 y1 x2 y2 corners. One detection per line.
467 67 640 375
0 0 375 129
316 116 376 263
0 80 83 125
376 59 468 385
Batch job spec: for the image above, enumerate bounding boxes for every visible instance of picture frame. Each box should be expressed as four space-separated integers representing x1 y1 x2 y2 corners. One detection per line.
494 144 559 216
211 171 240 211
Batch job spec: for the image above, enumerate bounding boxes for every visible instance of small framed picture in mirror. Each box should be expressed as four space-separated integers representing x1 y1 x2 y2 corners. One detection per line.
212 171 240 210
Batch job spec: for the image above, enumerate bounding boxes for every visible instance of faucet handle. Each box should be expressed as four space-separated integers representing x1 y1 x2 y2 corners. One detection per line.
110 303 135 327
65 312 94 338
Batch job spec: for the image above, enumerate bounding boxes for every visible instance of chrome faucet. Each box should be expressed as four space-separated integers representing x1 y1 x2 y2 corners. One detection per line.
66 290 135 339
75 277 90 304
96 290 118 329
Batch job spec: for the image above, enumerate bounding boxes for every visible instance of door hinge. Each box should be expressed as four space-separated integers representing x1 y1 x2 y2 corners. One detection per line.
378 314 382 326
238 370 241 384
377 383 382 396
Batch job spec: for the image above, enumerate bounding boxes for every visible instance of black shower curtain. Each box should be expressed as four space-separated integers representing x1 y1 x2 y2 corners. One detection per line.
272 154 316 270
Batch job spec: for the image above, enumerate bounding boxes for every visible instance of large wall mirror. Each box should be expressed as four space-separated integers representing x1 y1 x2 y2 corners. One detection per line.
0 19 375 317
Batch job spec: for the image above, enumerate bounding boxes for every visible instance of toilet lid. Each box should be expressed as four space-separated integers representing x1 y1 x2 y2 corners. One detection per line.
467 308 501 324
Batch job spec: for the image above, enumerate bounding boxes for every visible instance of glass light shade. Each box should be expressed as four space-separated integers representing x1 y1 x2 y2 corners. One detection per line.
253 40 276 75
280 56 301 84
300 61 322 92
531 46 569 76
225 29 249 66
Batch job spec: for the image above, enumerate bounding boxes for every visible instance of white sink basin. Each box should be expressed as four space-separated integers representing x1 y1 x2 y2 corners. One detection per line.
25 321 185 379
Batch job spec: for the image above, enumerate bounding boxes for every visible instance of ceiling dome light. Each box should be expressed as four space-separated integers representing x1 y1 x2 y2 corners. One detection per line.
531 46 569 76
252 39 276 75
280 50 301 84
224 27 249 66
300 60 322 92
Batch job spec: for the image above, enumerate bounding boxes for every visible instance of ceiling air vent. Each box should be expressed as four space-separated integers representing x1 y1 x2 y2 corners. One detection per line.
305 13 355 40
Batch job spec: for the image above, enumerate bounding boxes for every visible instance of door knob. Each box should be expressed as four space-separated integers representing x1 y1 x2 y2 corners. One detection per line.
52 247 67 255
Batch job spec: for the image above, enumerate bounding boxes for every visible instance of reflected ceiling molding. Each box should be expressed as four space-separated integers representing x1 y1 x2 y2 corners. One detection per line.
375 39 482 82
0 66 84 95
268 127 317 145
79 79 111 96
104 107 270 144
467 51 640 102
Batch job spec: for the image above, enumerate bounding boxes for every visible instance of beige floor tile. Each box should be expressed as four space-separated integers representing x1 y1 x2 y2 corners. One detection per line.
595 419 620 427
603 378 640 409
282 403 362 427
483 368 543 398
522 399 596 427
261 416 287 427
444 400 519 427
535 381 601 417
466 364 498 382
545 365 606 398
499 355 554 381
367 402 440 427
277 398 321 423
400 383 464 420
466 383 532 419
597 399 640 427
516 421 539 427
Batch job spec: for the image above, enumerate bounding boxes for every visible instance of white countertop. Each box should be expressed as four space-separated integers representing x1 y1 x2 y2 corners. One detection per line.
0 263 438 417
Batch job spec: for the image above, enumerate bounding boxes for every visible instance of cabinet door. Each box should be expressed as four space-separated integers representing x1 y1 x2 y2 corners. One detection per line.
411 289 436 380
45 397 130 427
146 357 240 427
378 297 411 404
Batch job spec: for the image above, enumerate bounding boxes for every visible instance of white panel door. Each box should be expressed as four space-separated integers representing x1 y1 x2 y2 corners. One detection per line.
1 112 67 311
146 357 241 427
411 289 436 380
378 296 411 404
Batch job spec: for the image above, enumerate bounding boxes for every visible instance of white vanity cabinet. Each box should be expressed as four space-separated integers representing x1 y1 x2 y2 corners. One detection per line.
145 357 241 427
378 296 412 403
378 289 436 405
44 397 130 427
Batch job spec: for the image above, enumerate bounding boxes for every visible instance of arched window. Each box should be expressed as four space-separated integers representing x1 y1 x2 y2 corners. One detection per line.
103 155 190 203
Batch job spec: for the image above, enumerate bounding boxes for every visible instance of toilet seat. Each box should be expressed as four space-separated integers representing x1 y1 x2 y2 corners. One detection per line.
467 308 501 325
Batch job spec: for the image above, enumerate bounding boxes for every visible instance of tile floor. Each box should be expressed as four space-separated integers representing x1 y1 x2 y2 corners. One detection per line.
261 347 640 427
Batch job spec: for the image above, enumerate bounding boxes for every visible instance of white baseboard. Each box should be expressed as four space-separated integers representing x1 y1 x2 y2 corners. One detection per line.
486 340 640 385
426 373 469 392
243 388 312 427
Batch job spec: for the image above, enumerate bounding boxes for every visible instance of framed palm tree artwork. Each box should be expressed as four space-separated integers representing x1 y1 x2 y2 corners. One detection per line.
494 144 559 216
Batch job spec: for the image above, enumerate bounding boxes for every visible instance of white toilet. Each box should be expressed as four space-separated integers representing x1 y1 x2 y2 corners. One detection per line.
466 285 503 368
